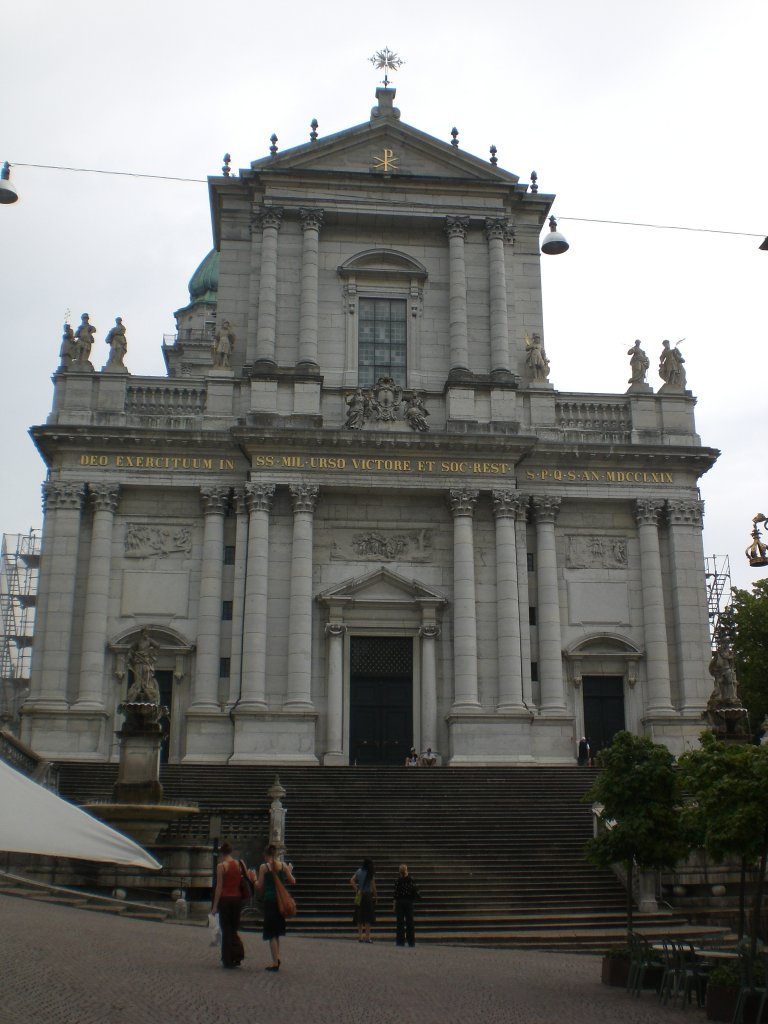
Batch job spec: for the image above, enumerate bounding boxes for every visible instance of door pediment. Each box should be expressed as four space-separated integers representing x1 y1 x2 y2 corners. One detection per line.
318 566 446 609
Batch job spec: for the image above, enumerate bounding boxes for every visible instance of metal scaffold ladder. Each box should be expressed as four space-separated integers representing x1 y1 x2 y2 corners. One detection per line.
704 554 732 642
0 529 41 727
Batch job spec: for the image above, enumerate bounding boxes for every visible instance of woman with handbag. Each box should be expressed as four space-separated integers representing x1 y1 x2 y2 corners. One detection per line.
255 843 296 972
211 841 251 969
350 858 377 943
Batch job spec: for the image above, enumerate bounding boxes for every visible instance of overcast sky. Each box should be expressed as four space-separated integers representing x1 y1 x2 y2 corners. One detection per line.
2 0 766 598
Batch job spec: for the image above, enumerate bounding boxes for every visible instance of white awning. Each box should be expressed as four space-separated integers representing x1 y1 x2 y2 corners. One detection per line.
0 759 161 870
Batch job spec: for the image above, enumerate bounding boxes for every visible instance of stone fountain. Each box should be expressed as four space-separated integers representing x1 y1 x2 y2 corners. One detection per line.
85 628 198 844
705 638 750 743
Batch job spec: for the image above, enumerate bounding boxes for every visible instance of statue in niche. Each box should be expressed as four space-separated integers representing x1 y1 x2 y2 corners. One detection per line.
627 339 650 385
74 313 96 364
59 322 77 368
525 332 550 381
659 339 686 388
104 317 128 369
212 320 236 368
404 393 430 432
126 627 161 706
344 387 368 429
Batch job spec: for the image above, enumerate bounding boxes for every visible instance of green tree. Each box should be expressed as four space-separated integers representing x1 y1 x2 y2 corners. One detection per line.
679 732 768 957
718 579 768 736
584 731 689 941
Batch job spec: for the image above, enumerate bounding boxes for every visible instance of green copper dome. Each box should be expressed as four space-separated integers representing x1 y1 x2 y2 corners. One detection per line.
188 249 219 306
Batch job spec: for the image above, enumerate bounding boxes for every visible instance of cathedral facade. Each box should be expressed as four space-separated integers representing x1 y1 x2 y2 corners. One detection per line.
22 87 718 765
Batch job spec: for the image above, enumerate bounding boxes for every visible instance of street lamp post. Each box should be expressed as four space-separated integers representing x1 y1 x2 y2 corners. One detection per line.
746 514 768 568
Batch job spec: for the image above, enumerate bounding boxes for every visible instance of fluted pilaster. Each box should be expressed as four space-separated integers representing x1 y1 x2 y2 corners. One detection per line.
666 498 710 712
419 623 441 750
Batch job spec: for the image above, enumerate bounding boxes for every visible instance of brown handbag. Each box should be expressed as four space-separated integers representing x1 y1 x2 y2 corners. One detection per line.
271 866 297 918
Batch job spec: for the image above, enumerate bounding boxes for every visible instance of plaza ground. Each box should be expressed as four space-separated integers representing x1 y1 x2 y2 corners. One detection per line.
1 893 701 1024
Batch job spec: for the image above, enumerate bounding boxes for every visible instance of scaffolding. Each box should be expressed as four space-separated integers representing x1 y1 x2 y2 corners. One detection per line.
704 553 732 643
0 529 41 730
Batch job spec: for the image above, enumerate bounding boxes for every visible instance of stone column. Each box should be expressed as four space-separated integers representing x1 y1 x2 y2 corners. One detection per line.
240 482 275 709
284 484 319 709
492 490 526 710
515 502 534 706
191 486 229 709
666 498 711 713
75 483 120 708
227 489 249 705
531 496 565 712
419 624 441 751
324 622 345 758
635 498 674 714
485 218 513 376
297 208 324 369
36 482 84 706
254 207 283 367
444 216 470 376
448 488 480 708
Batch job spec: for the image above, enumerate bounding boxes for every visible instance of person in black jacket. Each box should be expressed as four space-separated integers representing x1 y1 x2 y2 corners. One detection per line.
392 863 419 947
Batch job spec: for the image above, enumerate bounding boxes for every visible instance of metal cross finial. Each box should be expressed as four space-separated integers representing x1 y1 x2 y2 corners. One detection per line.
369 47 404 87
222 153 231 177
310 118 319 142
269 133 278 157
450 127 459 148
490 145 498 166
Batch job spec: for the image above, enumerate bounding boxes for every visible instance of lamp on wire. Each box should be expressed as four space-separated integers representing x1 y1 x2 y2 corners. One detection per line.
0 162 18 204
541 215 569 255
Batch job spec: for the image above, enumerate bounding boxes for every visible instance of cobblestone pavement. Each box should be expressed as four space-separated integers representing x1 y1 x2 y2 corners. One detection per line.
1 895 705 1024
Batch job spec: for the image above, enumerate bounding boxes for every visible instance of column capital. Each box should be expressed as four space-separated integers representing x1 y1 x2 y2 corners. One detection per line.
43 480 85 512
666 498 704 527
88 483 120 514
447 488 479 517
492 489 528 520
325 622 346 638
635 497 665 527
289 483 319 514
444 215 470 240
419 624 441 640
245 481 276 514
484 217 514 243
200 486 230 515
531 495 561 523
299 207 325 232
255 206 284 231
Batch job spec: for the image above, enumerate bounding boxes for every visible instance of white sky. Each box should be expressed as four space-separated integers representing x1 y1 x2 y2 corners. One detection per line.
2 0 766 595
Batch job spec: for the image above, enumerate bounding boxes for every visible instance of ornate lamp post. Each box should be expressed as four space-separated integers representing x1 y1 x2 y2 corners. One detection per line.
746 513 768 568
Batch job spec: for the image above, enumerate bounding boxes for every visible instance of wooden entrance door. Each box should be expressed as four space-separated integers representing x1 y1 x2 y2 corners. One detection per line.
582 675 626 761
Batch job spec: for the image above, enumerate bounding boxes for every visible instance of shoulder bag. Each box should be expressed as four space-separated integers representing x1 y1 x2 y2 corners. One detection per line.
271 866 297 918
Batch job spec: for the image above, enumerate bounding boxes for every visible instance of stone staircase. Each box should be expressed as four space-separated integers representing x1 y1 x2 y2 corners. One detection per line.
55 764 723 951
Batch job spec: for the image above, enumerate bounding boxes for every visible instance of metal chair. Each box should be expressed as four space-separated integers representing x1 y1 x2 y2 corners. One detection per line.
732 949 768 1024
627 932 662 997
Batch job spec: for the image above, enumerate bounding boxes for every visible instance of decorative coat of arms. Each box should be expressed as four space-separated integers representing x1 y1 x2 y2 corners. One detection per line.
344 377 430 432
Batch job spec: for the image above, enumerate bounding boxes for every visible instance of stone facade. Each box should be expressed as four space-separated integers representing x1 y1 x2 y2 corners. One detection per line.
22 87 718 765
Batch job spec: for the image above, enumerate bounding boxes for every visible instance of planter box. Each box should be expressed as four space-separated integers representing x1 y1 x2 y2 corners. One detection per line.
601 957 630 987
706 985 761 1023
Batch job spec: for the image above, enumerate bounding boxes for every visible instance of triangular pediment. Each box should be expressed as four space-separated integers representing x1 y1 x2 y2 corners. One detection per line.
317 566 447 607
249 117 520 184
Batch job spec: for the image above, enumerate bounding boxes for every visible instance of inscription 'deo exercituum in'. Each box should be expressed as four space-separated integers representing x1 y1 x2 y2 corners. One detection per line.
77 452 675 484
